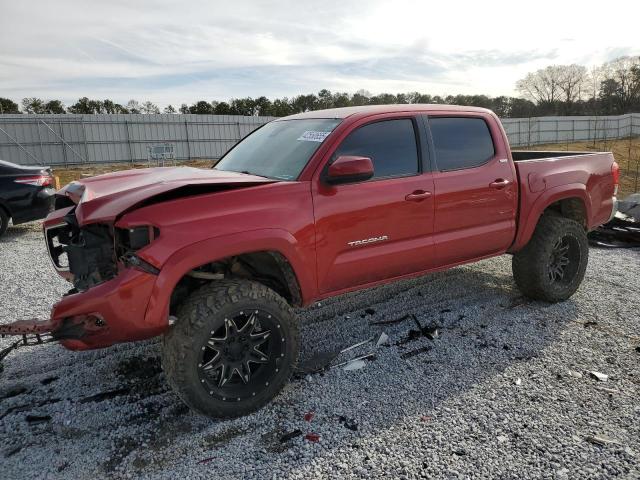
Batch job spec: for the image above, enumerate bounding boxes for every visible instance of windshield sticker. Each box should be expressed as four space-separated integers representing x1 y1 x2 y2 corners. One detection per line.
297 131 331 142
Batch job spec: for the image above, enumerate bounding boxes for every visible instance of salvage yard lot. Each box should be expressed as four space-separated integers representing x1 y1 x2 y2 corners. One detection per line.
1 223 639 479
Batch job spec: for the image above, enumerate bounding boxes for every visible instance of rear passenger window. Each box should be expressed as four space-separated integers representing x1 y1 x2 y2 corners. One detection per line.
429 117 495 171
334 119 419 178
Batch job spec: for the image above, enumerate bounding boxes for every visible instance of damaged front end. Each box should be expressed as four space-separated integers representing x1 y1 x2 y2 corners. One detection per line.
46 206 160 292
1 206 162 364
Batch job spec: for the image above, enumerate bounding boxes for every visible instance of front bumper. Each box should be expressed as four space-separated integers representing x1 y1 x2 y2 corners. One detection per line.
1 267 166 351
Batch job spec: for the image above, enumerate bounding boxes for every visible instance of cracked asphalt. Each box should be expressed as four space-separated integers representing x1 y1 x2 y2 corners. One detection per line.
1 222 639 479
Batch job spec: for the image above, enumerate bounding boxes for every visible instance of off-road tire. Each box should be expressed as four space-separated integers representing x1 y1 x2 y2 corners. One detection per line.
0 208 9 238
162 280 299 418
512 214 588 302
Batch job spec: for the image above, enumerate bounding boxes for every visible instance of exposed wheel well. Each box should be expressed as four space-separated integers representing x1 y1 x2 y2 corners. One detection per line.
169 251 302 315
543 197 587 228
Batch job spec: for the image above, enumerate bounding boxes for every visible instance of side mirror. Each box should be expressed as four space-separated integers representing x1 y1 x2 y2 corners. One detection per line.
326 156 374 185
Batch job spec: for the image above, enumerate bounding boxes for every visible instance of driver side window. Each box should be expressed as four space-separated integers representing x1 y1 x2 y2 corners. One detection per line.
333 119 419 179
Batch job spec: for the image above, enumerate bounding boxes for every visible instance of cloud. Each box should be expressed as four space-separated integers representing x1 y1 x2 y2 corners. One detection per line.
0 0 638 107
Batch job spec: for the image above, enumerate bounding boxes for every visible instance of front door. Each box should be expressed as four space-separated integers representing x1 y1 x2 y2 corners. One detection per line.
313 117 435 294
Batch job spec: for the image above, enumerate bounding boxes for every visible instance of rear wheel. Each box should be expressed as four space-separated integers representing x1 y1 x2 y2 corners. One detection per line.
0 208 9 238
162 280 299 418
512 214 588 302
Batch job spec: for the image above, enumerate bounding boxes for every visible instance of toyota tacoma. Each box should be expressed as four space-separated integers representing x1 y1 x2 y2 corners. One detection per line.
0 105 619 418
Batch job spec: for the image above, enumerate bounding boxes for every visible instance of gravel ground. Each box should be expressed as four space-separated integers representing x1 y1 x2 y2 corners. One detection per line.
1 222 639 479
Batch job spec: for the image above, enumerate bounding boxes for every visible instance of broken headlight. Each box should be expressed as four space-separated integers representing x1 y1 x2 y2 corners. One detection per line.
116 226 161 275
116 226 159 252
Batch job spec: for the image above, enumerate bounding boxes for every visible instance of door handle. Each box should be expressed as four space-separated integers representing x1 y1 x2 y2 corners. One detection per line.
405 190 432 202
490 179 510 189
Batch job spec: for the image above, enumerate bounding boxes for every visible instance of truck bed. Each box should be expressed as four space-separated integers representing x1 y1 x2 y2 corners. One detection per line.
509 150 617 251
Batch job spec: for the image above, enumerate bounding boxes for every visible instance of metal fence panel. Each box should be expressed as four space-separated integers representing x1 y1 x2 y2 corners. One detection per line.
0 112 638 166
0 113 276 166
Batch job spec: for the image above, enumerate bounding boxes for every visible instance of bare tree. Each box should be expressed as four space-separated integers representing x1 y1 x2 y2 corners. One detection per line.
556 64 588 104
126 99 141 114
600 56 640 112
140 101 160 114
516 66 563 105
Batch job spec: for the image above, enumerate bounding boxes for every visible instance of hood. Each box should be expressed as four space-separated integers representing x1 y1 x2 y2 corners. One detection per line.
58 167 276 224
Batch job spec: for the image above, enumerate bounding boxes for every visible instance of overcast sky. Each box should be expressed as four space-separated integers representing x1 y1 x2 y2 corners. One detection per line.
1 0 638 107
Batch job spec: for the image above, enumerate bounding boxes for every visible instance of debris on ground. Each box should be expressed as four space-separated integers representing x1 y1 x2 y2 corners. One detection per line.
585 434 619 447
304 411 315 422
197 457 216 465
515 378 522 386
304 432 320 442
583 321 598 328
279 429 303 443
25 414 51 424
337 415 358 431
589 371 609 382
567 370 583 379
400 346 433 360
341 337 373 354
78 387 130 404
411 314 439 340
588 194 640 248
369 313 412 326
295 350 341 375
342 359 366 371
376 332 389 347
334 353 377 370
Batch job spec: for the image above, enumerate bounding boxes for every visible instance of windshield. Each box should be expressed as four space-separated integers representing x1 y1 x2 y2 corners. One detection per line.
214 118 341 180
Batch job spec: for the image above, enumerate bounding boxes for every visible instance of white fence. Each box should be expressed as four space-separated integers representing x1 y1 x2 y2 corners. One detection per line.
0 112 638 166
0 114 274 166
503 113 640 147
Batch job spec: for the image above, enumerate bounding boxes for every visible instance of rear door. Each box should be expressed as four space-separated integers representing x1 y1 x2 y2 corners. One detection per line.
313 115 435 294
425 114 517 266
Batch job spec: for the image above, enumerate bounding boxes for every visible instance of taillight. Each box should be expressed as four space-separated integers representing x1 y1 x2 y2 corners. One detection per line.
611 161 619 196
14 175 53 187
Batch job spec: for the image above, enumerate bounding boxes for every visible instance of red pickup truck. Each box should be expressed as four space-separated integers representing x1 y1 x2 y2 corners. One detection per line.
1 105 619 418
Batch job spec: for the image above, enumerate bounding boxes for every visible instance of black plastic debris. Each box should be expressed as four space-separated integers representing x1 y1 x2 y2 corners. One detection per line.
411 314 439 340
295 350 341 376
583 321 598 328
396 329 422 346
364 308 376 316
588 194 640 248
40 376 58 386
338 415 358 431
79 387 130 404
635 346 640 353
440 308 452 313
400 345 433 359
25 414 51 424
370 314 412 326
279 429 303 442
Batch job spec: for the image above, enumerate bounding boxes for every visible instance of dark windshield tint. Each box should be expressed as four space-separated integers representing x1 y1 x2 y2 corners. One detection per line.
333 119 419 178
429 117 495 171
215 119 341 180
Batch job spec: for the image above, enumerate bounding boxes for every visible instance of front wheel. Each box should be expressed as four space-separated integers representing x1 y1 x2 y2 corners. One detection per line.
162 280 299 418
512 214 588 302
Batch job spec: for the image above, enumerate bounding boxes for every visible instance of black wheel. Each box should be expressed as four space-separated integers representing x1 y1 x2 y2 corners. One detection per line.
161 280 299 418
0 208 9 238
512 214 588 302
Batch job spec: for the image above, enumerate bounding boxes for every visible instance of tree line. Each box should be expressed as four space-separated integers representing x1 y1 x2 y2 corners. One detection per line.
1 55 638 118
